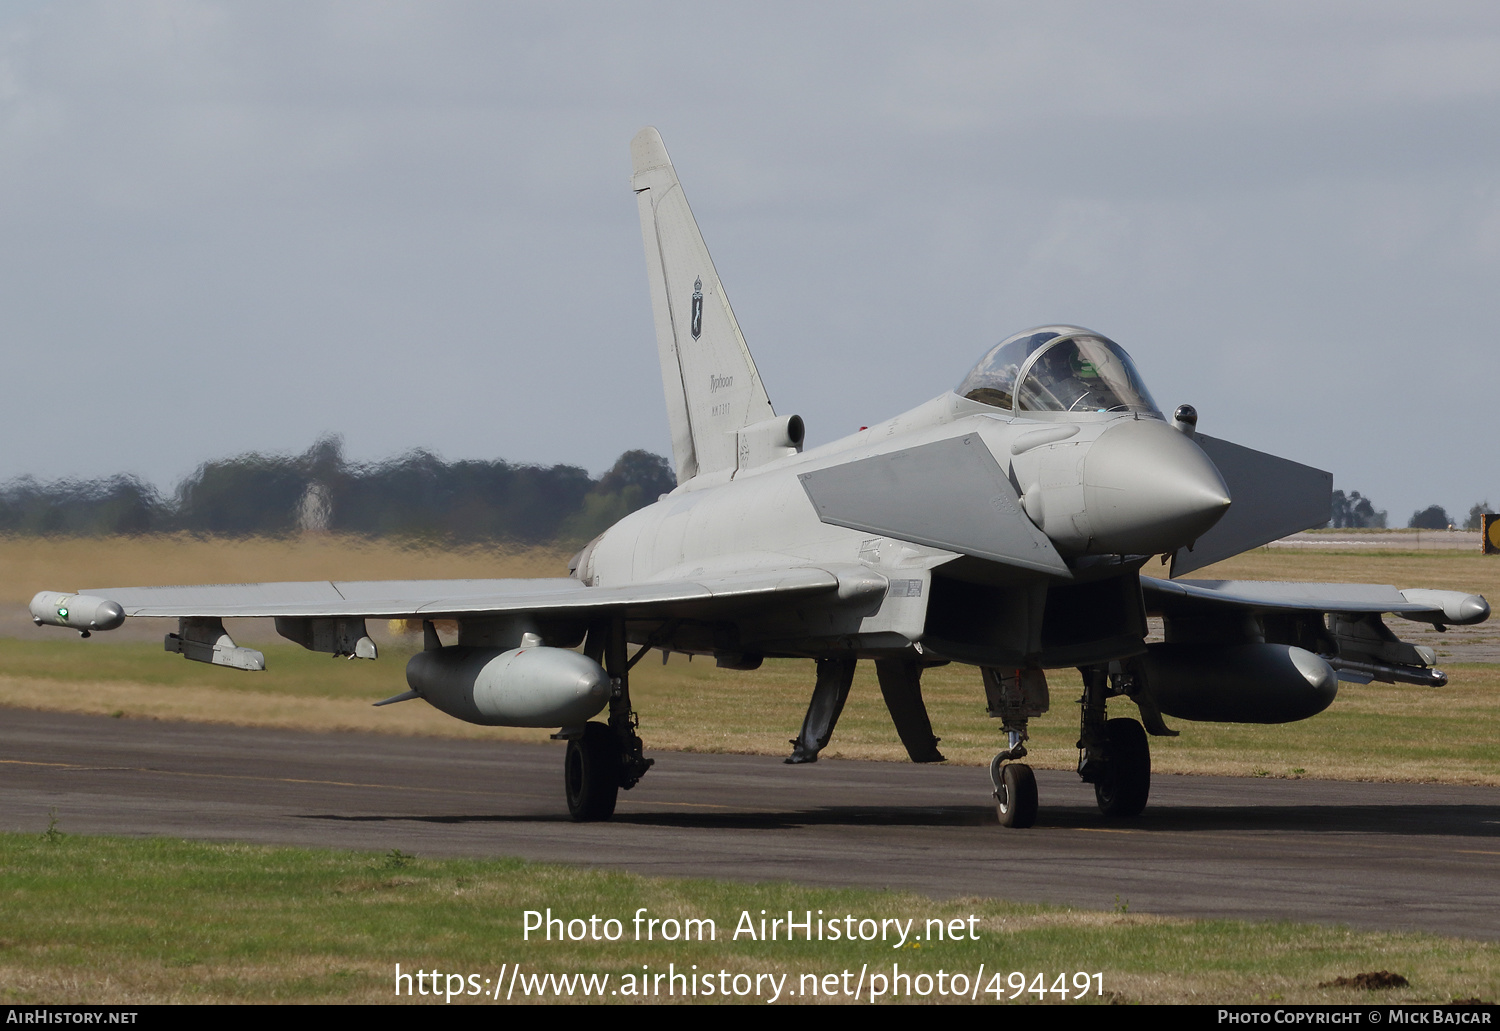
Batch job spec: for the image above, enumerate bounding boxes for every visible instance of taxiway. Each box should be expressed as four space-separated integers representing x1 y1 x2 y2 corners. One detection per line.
3 709 1497 939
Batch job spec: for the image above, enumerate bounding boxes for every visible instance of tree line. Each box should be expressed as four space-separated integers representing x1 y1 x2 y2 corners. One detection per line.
0 437 676 546
1327 490 1387 529
5 449 1489 543
1329 490 1493 531
1406 501 1494 531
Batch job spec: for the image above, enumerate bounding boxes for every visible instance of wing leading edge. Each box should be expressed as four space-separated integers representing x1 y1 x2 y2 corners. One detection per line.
41 567 848 623
1141 576 1490 626
1140 574 1489 693
32 567 864 673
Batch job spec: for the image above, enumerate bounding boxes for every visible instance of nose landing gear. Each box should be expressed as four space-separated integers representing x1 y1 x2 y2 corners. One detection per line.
984 667 1049 829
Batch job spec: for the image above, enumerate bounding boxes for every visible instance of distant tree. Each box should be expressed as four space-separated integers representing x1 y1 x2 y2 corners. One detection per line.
1329 489 1386 529
559 488 644 545
0 474 166 535
1353 493 1387 528
1327 490 1346 528
175 452 307 535
1465 501 1495 531
298 433 348 492
331 450 594 544
1408 505 1451 530
559 451 677 544
594 450 676 500
3 443 676 543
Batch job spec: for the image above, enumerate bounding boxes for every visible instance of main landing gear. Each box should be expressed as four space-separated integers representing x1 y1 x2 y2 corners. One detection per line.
564 620 654 822
565 722 620 820
985 664 1154 827
1076 665 1150 819
1090 718 1150 817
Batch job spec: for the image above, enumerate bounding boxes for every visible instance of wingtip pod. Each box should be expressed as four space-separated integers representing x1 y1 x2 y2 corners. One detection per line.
1398 589 1490 626
29 591 125 633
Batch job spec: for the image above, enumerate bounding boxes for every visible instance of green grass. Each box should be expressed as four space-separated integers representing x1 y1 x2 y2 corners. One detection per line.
1 831 1495 1004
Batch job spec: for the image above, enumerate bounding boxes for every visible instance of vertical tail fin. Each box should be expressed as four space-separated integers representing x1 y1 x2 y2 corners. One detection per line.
631 127 776 484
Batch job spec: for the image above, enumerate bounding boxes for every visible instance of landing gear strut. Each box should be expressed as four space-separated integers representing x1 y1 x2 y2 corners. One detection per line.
786 655 856 763
1077 665 1150 818
875 657 946 763
565 619 654 821
984 667 1048 828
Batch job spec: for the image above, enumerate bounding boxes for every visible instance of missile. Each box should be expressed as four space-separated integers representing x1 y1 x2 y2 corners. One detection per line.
405 644 610 727
29 592 125 635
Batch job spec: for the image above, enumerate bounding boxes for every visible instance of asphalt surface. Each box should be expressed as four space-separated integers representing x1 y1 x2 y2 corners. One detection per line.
4 709 1498 940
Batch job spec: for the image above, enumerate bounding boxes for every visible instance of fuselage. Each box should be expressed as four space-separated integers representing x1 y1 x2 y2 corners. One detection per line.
584 363 1231 664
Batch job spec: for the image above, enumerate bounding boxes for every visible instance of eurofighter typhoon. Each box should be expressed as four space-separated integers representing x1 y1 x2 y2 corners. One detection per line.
32 129 1490 827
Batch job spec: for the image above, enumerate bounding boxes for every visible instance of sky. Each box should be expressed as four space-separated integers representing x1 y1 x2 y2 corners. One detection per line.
3 1 1497 524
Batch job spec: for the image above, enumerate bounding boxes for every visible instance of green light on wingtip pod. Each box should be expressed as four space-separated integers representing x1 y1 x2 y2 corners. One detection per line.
57 608 68 620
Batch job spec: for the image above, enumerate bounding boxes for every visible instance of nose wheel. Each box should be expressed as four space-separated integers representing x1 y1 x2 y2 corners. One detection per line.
992 758 1037 828
984 667 1049 829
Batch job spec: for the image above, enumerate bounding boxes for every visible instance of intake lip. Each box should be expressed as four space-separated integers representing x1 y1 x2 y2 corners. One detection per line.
1080 418 1231 555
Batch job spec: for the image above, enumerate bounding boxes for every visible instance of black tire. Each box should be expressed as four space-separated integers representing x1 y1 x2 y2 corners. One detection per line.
565 722 620 821
1094 717 1150 818
995 762 1038 828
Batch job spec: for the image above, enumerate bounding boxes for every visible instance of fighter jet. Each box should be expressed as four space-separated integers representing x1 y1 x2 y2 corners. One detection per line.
31 128 1490 827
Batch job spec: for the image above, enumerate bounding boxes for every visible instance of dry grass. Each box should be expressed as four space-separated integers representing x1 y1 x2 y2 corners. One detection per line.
0 533 572 595
3 535 1498 784
6 534 1491 609
0 533 574 641
1190 547 1499 599
0 673 558 744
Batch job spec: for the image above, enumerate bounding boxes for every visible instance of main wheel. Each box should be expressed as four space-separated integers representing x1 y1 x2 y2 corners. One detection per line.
565 722 620 821
995 762 1038 828
1094 717 1150 818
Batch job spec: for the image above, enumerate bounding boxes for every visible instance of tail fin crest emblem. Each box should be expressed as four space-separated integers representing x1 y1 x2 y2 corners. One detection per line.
691 278 703 340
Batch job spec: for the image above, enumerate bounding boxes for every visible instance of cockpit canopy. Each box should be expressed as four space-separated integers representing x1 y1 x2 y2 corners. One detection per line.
956 326 1160 416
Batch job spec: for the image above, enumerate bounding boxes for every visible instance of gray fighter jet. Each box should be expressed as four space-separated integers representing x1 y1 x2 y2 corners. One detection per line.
31 128 1490 827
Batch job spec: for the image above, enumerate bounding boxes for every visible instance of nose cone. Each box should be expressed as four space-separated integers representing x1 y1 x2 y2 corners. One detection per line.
1082 419 1231 555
